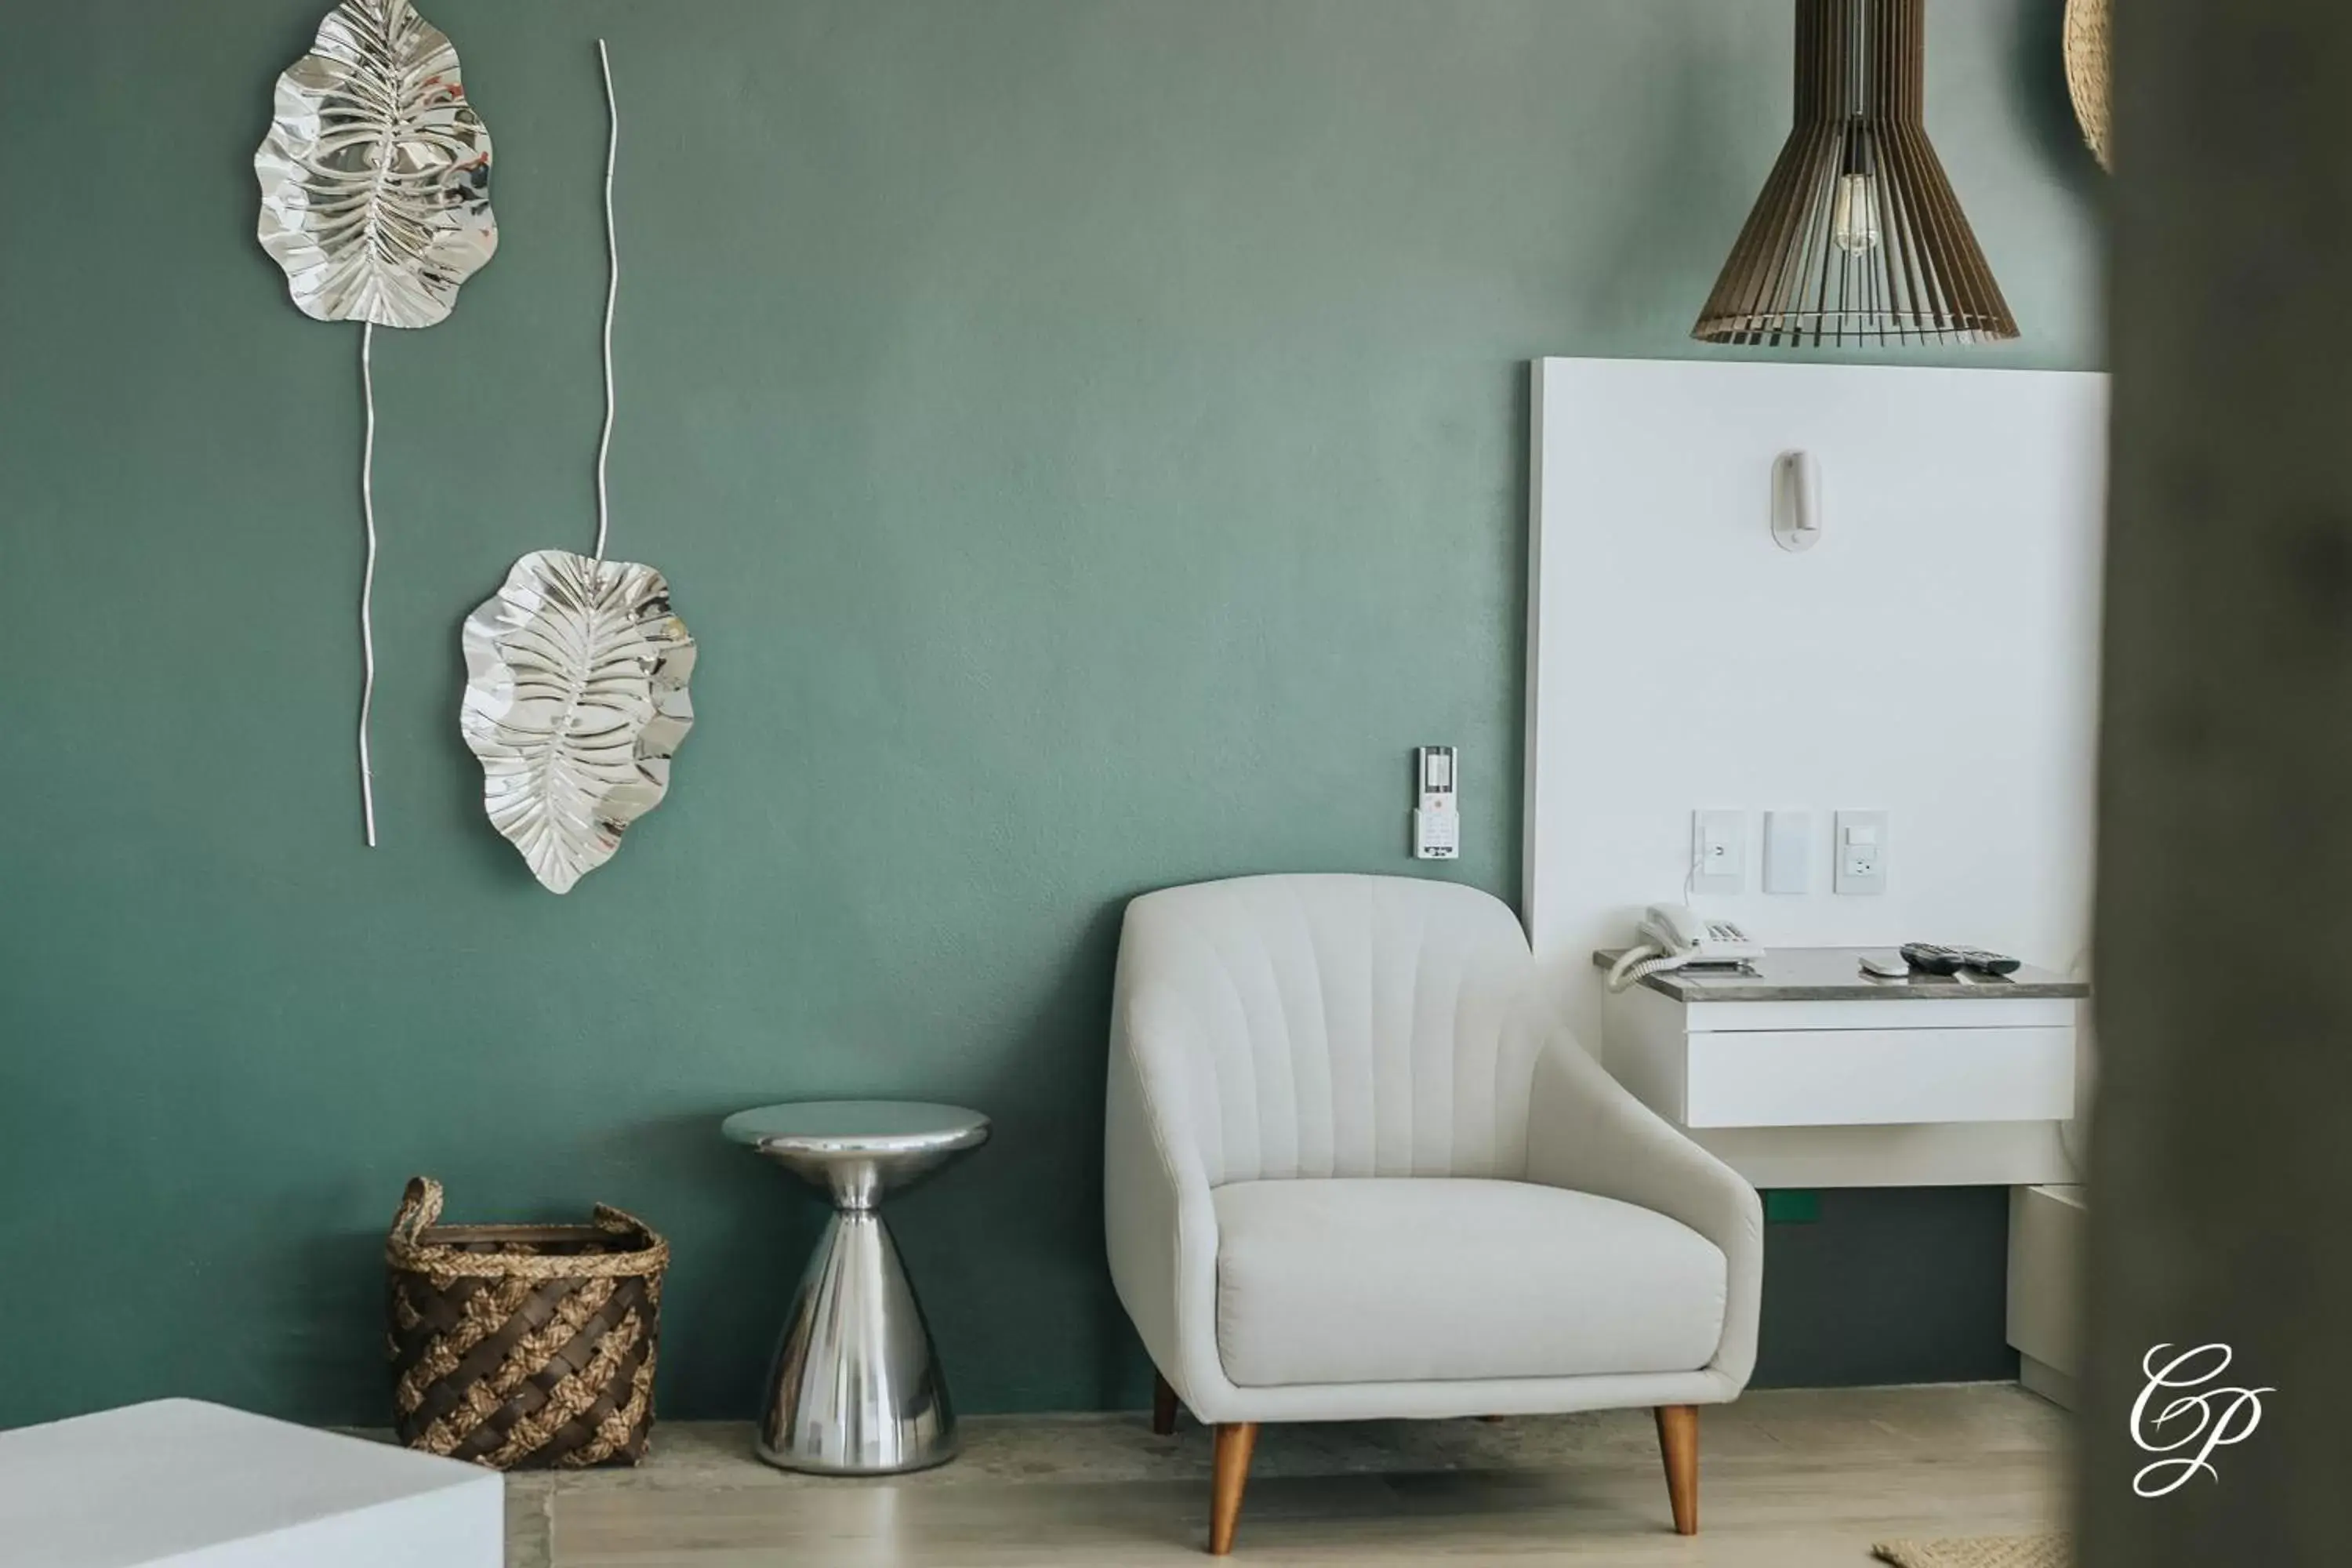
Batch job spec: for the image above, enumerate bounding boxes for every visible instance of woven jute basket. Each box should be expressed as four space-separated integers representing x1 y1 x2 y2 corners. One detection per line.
2063 0 2111 170
385 1176 669 1469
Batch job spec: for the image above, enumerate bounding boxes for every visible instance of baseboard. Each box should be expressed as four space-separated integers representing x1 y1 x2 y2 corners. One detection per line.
2017 1354 2078 1411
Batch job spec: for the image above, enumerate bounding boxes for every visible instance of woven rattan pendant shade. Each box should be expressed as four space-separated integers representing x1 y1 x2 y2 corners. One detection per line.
1693 0 2017 347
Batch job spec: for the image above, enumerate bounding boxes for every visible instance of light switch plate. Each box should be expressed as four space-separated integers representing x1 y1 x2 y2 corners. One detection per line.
1692 809 1745 895
1762 810 1812 894
1834 810 1888 895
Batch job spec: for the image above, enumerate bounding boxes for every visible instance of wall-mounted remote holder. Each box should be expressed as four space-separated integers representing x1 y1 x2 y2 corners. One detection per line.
1414 746 1459 860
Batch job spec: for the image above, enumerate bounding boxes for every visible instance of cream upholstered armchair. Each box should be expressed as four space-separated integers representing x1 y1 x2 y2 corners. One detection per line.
1105 874 1762 1554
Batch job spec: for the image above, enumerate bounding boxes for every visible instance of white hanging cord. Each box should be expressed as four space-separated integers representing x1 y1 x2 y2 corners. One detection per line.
358 319 380 848
593 38 619 565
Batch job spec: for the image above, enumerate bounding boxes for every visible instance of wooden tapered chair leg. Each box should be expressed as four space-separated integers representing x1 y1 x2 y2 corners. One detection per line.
1208 1421 1259 1555
1653 1404 1699 1536
1152 1370 1180 1436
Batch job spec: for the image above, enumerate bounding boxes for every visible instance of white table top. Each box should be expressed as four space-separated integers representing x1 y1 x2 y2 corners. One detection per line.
0 1399 497 1568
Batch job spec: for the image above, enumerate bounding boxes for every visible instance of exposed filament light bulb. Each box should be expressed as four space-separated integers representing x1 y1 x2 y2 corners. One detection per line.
1831 172 1881 256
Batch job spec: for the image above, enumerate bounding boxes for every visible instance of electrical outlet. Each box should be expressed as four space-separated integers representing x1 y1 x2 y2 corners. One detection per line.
1834 810 1888 895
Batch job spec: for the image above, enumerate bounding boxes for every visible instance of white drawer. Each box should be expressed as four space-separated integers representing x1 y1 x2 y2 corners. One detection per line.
1682 1026 2075 1128
1686 996 2077 1033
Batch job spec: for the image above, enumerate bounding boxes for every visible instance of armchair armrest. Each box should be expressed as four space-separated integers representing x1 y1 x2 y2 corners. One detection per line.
1103 993 1228 1410
1523 1030 1764 1391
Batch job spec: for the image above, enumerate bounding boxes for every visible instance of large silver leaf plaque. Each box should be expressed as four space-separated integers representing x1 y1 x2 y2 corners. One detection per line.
461 550 696 895
255 0 496 328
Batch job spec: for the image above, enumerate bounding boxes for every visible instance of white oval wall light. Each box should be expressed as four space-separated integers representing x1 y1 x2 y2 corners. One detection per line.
1772 450 1823 552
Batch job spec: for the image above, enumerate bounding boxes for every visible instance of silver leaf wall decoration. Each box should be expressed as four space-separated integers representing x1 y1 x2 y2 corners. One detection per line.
256 0 496 328
254 0 497 848
459 43 698 896
460 550 696 895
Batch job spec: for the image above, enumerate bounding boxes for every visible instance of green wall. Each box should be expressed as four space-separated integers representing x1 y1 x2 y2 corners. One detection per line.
0 0 2099 1425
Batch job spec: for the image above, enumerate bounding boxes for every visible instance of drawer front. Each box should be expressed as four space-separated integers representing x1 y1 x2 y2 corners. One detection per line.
1683 1026 2075 1128
1686 997 2078 1033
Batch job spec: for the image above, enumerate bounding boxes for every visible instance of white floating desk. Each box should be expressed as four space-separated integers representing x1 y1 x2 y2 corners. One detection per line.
0 1399 503 1568
1594 947 2087 1189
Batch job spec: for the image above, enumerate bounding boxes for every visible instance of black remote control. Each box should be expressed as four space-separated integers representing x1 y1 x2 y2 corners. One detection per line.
1900 942 1965 976
1901 942 2022 977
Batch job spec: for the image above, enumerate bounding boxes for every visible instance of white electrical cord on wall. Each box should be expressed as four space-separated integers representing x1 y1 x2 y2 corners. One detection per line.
593 38 619 567
356 318 379 848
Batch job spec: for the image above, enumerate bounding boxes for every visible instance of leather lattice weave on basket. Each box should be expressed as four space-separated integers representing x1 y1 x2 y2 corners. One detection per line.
385 1176 668 1468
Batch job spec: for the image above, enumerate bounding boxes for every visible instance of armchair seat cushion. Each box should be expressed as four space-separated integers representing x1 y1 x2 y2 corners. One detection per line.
1211 1178 1727 1388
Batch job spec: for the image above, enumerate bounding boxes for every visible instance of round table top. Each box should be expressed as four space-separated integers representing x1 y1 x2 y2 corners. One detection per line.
721 1100 991 1160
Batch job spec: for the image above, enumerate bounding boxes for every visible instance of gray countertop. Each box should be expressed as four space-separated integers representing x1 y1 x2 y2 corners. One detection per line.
1590 946 2088 1003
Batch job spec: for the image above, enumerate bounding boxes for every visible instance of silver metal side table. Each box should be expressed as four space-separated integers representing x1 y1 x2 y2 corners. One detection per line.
722 1099 990 1475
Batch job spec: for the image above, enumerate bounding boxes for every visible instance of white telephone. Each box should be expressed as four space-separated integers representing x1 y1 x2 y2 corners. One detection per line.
1606 904 1764 993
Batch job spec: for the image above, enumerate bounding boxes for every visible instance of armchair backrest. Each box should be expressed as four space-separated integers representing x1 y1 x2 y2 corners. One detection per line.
1112 874 1546 1185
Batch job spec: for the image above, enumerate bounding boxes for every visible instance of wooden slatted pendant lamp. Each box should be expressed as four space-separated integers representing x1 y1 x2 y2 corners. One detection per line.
1693 0 2018 346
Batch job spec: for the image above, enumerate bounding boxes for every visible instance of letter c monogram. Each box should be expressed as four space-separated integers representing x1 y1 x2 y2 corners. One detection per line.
2131 1343 2271 1498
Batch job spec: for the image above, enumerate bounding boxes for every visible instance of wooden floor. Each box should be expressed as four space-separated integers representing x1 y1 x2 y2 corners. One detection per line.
506 1384 2068 1567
